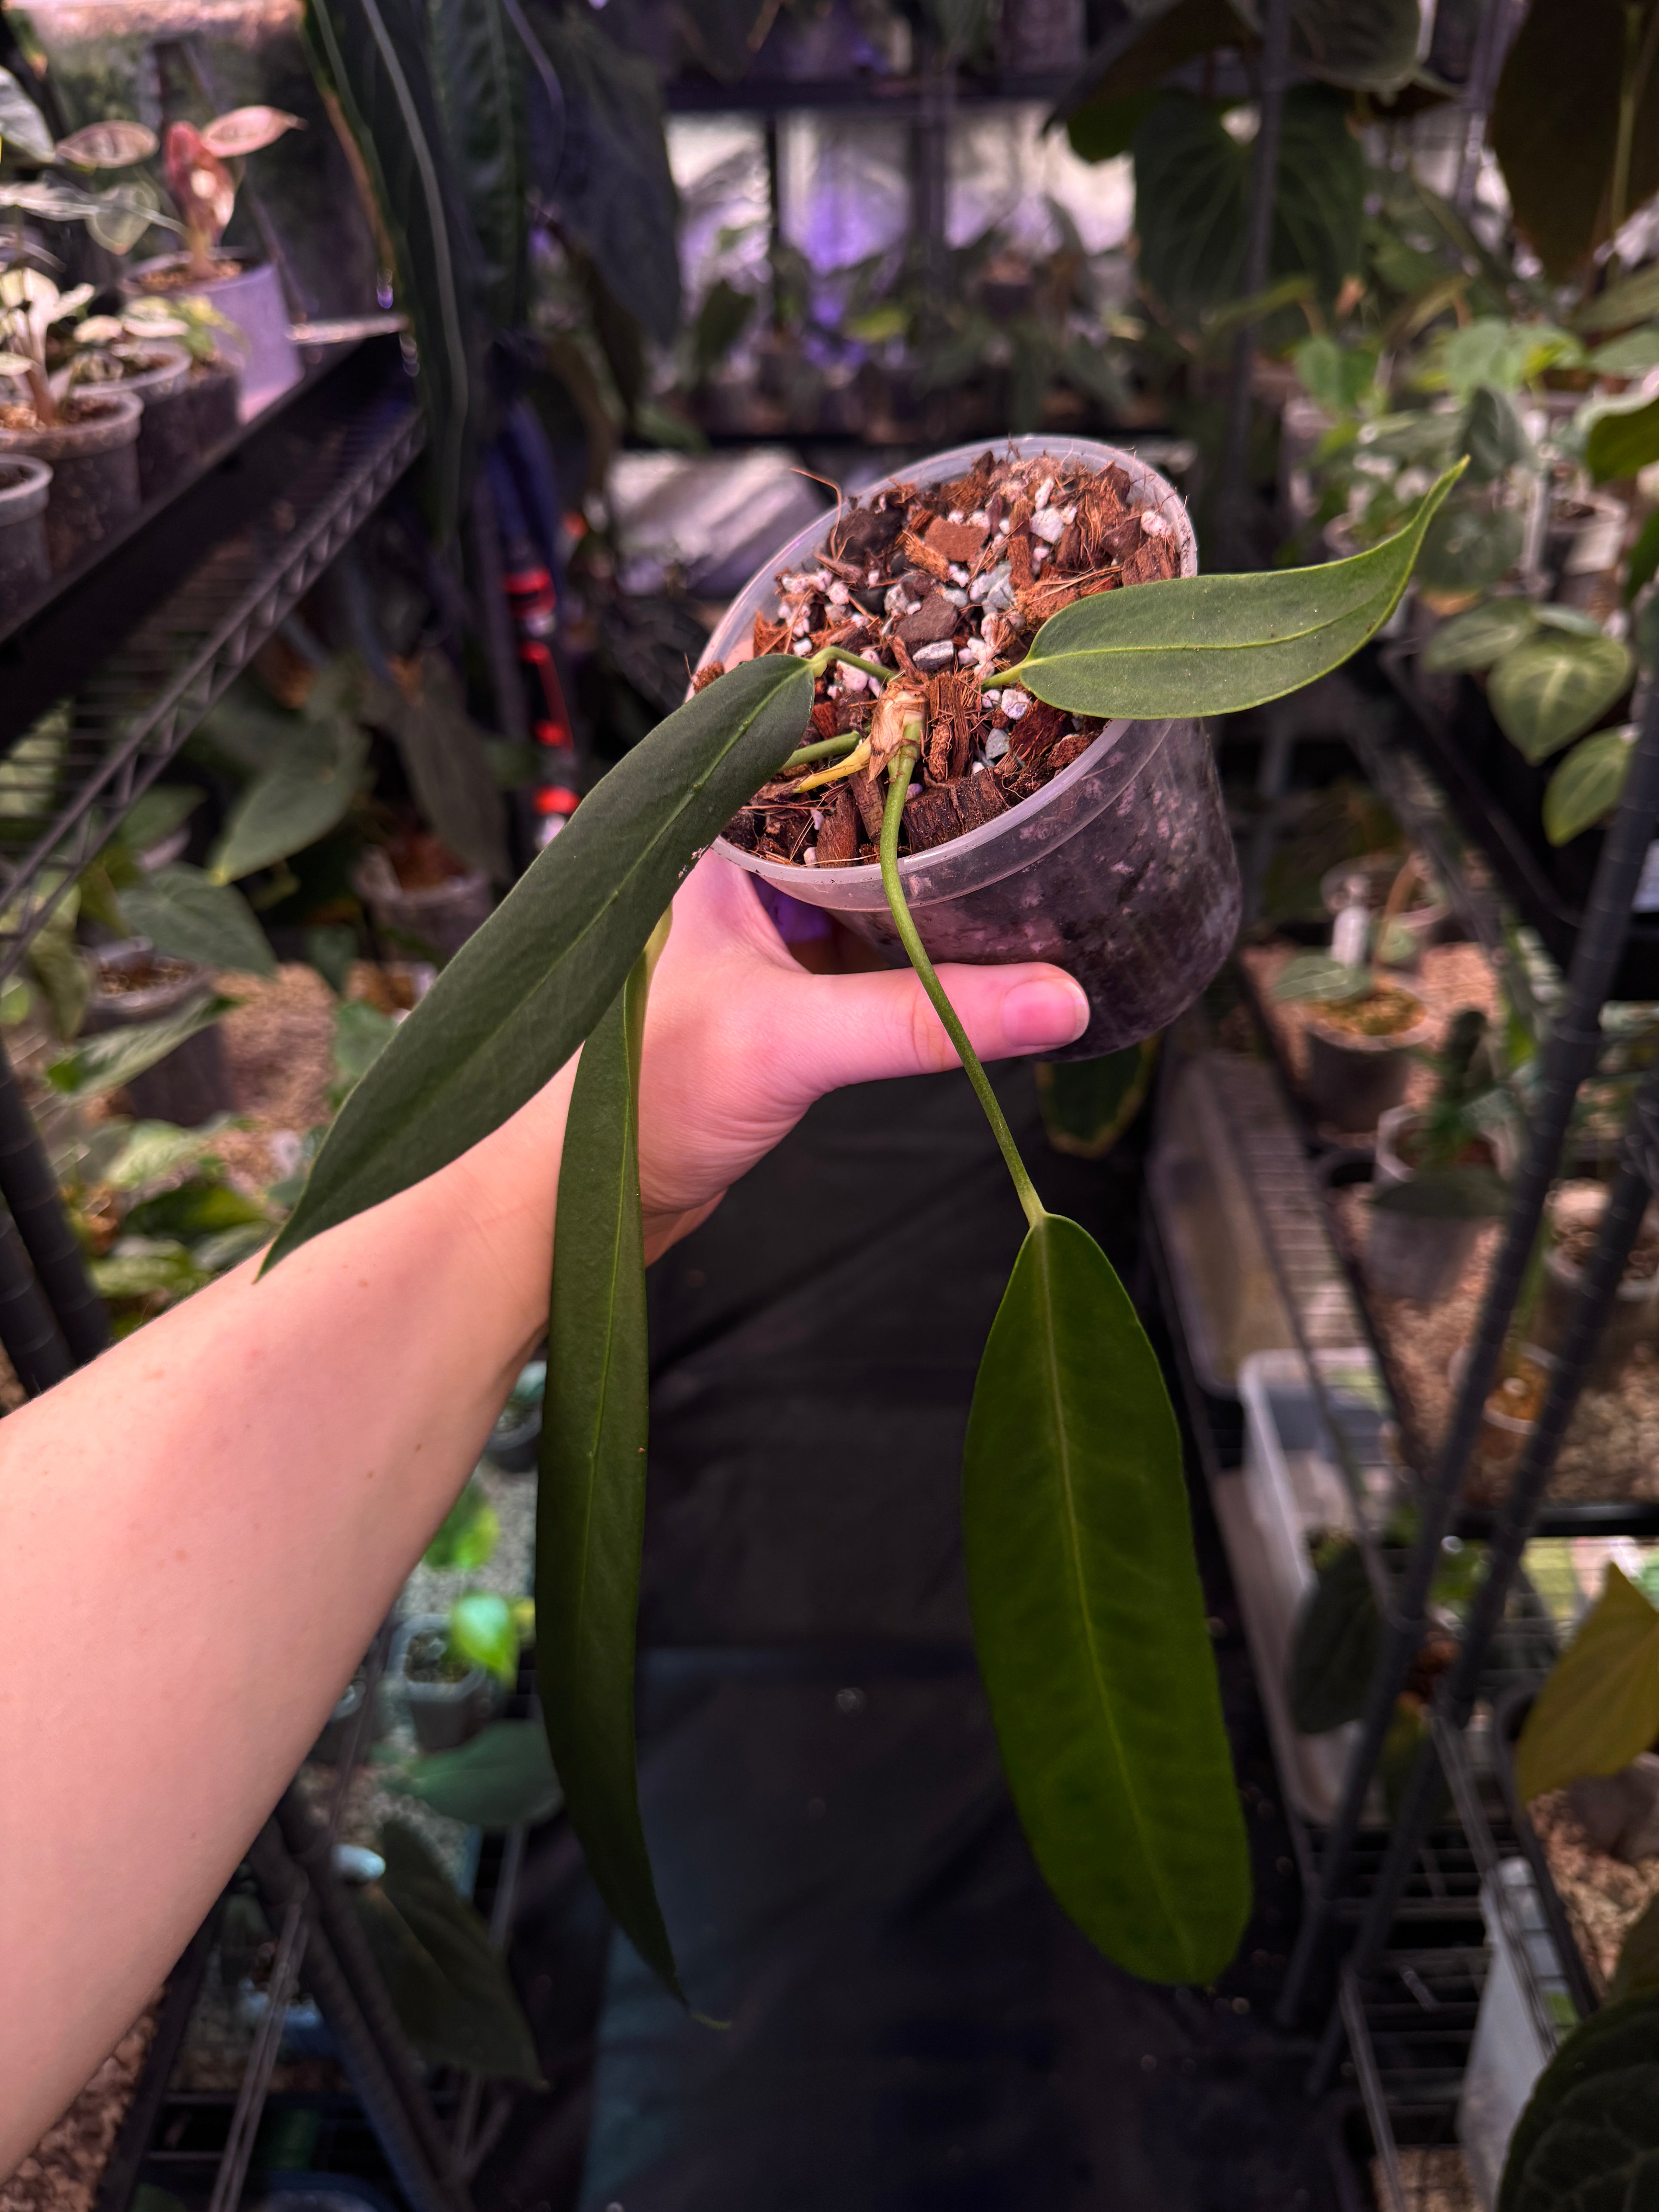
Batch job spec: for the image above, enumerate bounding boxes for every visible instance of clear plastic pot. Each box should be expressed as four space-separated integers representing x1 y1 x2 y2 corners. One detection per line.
105 342 196 500
0 389 141 571
125 255 301 420
703 434 1240 1062
0 455 50 620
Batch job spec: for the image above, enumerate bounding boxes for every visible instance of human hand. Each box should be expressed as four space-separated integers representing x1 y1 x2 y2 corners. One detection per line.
635 852 1089 1258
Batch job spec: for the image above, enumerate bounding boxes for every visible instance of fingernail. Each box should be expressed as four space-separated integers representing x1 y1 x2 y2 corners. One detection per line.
1002 975 1090 1049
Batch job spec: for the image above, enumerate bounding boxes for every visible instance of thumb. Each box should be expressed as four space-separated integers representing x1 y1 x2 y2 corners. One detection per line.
768 957 1091 1106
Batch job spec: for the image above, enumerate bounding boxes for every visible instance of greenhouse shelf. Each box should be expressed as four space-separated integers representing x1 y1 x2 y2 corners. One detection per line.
1339 1953 1484 2212
0 340 422 977
1485 1687 1613 2023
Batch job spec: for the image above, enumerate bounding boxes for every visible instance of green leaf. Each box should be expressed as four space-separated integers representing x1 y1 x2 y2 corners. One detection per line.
369 651 508 884
1489 632 1635 764
1498 1994 1659 2212
1064 91 1158 163
354 1822 542 2080
121 784 203 858
1462 385 1534 485
690 277 759 380
1416 497 1525 596
1371 1163 1510 1218
1587 395 1659 484
47 993 237 1099
539 925 683 1997
1062 0 1245 125
383 1718 562 1828
1626 511 1659 607
1235 0 1426 91
303 0 488 543
331 998 400 1103
428 0 528 332
1544 726 1634 847
1589 325 1659 376
206 720 369 884
1289 1541 1379 1733
0 65 55 164
1610 1893 1659 2007
423 1479 500 1570
105 1116 238 1191
124 1176 270 1243
963 1211 1250 1984
1575 265 1659 336
1292 333 1379 415
264 656 812 1269
26 919 89 1044
1515 1566 1659 1802
1420 598 1539 673
118 864 275 977
90 1238 208 1300
1033 1039 1156 1160
1012 463 1462 721
305 921 359 996
450 1589 519 1684
1270 951 1372 1005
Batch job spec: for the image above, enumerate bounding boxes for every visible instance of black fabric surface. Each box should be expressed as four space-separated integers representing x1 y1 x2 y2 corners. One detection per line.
480 1062 1340 2212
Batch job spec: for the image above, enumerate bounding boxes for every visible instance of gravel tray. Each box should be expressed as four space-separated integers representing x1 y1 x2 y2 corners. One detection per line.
1528 1788 1659 1999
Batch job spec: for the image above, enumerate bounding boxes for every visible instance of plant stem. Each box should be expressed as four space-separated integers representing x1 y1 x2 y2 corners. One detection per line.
807 644 892 684
878 723 1046 1233
782 733 860 768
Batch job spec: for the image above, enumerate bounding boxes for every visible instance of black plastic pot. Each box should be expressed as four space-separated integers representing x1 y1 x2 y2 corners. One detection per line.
83 941 234 1126
391 1613 493 1753
1365 1106 1491 1303
0 389 141 571
487 1403 541 1474
0 455 50 621
308 1672 386 1765
1303 1007 1433 1132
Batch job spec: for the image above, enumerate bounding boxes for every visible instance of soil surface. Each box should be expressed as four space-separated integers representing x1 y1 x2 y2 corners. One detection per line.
1307 986 1424 1039
717 448 1181 870
208 960 338 1190
2 2004 157 2212
1530 1789 1659 1996
1375 2147 1479 2211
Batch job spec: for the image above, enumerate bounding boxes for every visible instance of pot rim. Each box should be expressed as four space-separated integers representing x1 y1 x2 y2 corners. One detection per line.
0 385 143 455
1305 1009 1435 1054
392 1611 488 1697
706 433 1196 907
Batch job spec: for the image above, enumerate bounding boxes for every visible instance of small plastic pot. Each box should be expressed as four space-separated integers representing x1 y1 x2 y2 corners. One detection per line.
0 389 141 571
83 940 234 1126
186 357 242 452
308 1672 386 1765
125 254 300 419
1365 1106 1489 1304
706 434 1240 1063
488 1403 541 1474
391 1612 494 1753
1303 1007 1434 1132
100 342 196 499
353 846 493 965
1534 1187 1659 1388
0 455 50 620
1319 852 1450 968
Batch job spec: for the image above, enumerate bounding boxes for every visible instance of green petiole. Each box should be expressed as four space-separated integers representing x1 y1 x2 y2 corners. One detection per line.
782 733 860 769
807 644 893 684
877 721 1046 1234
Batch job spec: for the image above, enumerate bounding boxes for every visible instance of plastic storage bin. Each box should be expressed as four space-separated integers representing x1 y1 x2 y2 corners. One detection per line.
1458 1857 1573 2210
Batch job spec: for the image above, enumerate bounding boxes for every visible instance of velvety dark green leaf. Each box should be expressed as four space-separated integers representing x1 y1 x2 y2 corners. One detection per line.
384 1719 562 1828
428 0 527 331
1489 632 1634 764
1420 598 1538 674
206 720 369 884
265 656 812 1268
118 864 275 977
303 0 489 541
1061 0 1249 132
355 1821 542 2080
1415 497 1524 596
1372 1163 1510 1218
539 933 682 1996
450 1590 519 1683
47 994 237 1099
1490 0 1659 279
1014 464 1460 721
1500 1994 1659 2211
1587 395 1659 484
1610 1893 1659 2006
1283 0 1424 90
124 1176 270 1243
0 65 54 163
515 0 680 345
1289 1541 1379 1733
1462 384 1534 485
1627 511 1659 606
369 651 509 884
1544 726 1634 846
1034 1040 1156 1160
963 1212 1250 1984
422 1478 500 1570
1516 1568 1659 1802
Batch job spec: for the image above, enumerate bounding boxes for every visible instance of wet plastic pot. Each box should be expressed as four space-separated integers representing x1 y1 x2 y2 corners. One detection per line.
105 342 196 499
1365 1106 1487 1304
353 847 493 965
1303 1009 1434 1132
705 435 1240 1063
391 1613 494 1753
125 254 299 419
0 456 50 620
84 941 234 1126
0 390 141 571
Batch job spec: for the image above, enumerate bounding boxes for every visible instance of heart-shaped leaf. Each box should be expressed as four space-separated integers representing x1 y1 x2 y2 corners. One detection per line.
88 179 166 256
1515 1567 1659 1802
1544 725 1634 846
0 65 55 164
1010 463 1462 721
264 656 812 1270
1420 598 1539 674
1416 497 1525 596
1498 1994 1659 2211
55 118 158 168
1489 631 1634 763
118 863 275 976
382 1718 562 1829
1587 394 1659 484
1462 384 1534 485
206 720 369 883
539 922 683 1999
963 1211 1250 1984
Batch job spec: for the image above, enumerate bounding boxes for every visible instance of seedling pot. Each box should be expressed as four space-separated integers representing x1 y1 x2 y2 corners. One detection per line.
107 342 198 499
1319 853 1449 968
706 435 1241 1062
0 456 50 619
1365 1104 1490 1304
487 1401 541 1474
391 1611 494 1753
1303 1008 1434 1132
308 1672 385 1765
185 357 242 452
0 390 141 571
353 847 493 965
125 254 300 419
84 941 233 1125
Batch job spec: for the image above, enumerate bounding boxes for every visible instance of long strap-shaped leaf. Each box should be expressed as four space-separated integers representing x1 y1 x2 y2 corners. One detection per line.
963 1213 1250 1984
1009 460 1465 721
265 656 812 1269
538 923 680 1995
426 0 529 332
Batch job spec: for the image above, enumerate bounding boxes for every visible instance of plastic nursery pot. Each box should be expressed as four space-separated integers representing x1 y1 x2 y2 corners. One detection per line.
1302 999 1434 1133
124 253 300 420
486 1360 545 1473
0 389 141 572
704 434 1241 1064
98 342 196 500
1365 1105 1492 1305
1320 852 1450 969
308 1671 386 1765
1533 1185 1659 1389
83 940 234 1127
352 846 494 966
1547 491 1626 614
391 1613 495 1753
185 357 242 453
0 456 51 620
